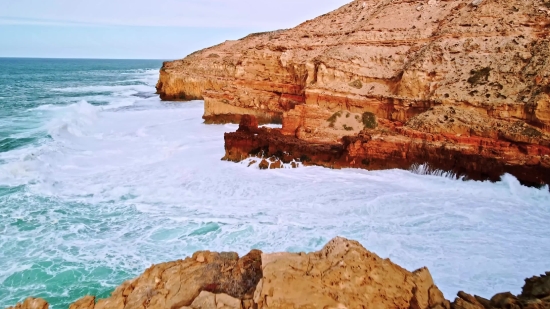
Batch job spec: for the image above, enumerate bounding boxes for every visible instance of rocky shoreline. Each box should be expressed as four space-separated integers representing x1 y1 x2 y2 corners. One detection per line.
7 238 550 309
156 0 550 186
224 115 550 187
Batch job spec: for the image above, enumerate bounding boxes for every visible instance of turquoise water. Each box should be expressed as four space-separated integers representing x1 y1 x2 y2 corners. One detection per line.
1 58 549 309
0 59 162 307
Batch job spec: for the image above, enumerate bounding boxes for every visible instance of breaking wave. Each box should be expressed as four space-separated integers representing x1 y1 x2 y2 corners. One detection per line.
1 60 549 309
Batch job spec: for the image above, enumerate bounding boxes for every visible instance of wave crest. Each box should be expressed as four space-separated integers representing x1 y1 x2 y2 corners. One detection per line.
46 100 100 138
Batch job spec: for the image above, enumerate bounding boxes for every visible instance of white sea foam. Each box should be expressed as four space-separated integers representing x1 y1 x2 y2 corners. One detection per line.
46 100 100 138
1 70 549 308
50 69 158 95
410 163 461 180
51 84 153 94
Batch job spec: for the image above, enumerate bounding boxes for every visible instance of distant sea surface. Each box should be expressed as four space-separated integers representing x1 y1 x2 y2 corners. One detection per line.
0 58 549 309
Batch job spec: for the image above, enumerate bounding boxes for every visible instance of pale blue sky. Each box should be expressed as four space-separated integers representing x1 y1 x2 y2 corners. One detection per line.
0 0 349 59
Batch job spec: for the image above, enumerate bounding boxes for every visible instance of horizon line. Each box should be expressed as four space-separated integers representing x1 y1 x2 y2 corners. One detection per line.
0 56 175 61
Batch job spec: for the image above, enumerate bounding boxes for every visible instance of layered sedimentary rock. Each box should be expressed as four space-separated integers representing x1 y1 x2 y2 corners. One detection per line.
224 114 550 185
7 238 550 309
158 0 550 185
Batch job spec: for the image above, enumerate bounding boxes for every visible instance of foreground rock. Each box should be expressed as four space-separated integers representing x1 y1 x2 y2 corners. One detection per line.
7 238 550 309
158 0 550 185
9 237 449 309
6 298 48 309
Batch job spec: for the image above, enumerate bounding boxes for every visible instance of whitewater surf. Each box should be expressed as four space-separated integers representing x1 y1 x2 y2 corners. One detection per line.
0 59 549 309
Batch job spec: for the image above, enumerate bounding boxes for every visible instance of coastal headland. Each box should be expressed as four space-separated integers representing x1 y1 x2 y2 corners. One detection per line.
156 0 550 186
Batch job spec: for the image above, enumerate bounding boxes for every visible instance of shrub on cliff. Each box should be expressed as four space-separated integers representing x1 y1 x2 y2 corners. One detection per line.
362 112 377 129
327 111 343 128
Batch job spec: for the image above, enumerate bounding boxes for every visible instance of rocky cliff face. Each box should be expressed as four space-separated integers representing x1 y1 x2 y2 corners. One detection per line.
224 114 550 185
157 0 550 185
7 238 550 309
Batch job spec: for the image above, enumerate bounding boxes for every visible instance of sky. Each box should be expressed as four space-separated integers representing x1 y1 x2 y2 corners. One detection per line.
0 0 350 59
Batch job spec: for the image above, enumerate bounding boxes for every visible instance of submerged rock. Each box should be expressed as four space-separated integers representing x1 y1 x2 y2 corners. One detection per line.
258 159 269 170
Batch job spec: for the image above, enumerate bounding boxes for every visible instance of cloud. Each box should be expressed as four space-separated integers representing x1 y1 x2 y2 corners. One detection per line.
0 16 98 27
1 0 350 29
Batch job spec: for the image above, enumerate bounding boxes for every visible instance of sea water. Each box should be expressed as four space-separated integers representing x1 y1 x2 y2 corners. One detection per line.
0 58 549 308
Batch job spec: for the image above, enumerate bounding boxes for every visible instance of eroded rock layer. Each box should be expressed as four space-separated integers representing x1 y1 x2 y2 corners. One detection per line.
7 238 550 309
157 0 550 181
224 114 550 186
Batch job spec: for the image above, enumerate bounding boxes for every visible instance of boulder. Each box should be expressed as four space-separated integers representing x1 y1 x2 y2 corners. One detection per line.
6 298 48 309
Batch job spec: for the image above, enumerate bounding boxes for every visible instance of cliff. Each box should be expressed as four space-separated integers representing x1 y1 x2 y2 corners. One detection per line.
223 114 550 185
157 0 550 185
7 237 550 309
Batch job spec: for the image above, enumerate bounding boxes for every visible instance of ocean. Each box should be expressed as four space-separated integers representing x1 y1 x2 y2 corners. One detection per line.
0 58 549 309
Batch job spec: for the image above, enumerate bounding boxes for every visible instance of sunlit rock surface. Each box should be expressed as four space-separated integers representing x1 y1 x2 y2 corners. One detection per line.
157 0 550 185
8 238 550 309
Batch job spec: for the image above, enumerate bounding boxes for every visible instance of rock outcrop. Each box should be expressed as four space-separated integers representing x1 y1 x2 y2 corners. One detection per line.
450 272 550 309
6 298 48 309
7 237 449 309
224 114 550 186
157 0 550 185
7 238 550 309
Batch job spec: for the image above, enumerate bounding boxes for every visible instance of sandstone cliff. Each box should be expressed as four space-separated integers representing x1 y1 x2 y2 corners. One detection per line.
158 0 550 131
7 238 550 309
223 114 550 185
157 0 550 185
